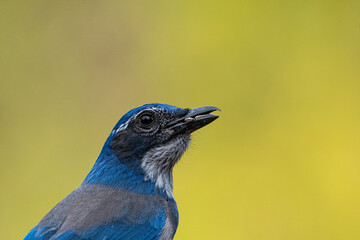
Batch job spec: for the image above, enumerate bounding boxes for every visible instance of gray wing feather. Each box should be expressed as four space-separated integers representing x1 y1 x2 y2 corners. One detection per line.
33 184 165 238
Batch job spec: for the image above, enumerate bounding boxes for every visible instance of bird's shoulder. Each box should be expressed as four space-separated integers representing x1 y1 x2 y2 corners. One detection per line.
25 184 175 240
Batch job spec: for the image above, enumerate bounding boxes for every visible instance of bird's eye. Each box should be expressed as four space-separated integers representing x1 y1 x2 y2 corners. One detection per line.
140 114 154 125
137 110 157 130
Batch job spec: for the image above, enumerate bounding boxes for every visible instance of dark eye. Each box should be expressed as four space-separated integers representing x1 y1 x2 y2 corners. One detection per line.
137 110 157 130
140 113 154 125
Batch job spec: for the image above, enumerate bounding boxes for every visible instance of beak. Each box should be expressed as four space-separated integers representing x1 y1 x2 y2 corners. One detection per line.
166 106 220 134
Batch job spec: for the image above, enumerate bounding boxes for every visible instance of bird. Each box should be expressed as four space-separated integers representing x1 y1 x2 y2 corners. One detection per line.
24 103 220 240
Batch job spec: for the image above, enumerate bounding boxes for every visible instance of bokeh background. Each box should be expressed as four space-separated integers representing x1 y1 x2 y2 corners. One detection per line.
1 1 360 239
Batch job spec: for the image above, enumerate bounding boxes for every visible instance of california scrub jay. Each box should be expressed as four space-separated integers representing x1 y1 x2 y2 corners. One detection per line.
24 103 220 240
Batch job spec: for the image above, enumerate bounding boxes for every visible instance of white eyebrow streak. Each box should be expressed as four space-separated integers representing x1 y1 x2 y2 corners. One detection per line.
110 122 128 136
111 107 162 136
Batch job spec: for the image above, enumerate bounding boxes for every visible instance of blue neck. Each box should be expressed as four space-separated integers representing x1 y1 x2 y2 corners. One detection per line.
83 138 162 196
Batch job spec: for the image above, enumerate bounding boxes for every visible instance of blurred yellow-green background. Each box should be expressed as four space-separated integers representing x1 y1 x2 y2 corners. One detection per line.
1 1 360 239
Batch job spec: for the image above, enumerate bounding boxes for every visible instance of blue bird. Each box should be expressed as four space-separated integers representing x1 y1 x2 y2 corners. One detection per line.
24 103 220 240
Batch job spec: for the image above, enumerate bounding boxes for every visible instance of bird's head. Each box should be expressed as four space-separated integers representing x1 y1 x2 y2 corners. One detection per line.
98 103 220 198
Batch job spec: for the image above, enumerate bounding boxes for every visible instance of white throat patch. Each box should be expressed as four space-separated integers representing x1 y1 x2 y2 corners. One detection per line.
141 135 191 199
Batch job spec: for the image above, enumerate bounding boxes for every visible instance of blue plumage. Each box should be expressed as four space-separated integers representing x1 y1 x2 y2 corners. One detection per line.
24 103 219 240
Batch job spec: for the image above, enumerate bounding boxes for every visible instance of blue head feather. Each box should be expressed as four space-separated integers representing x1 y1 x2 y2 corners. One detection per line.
83 103 187 197
112 103 181 130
